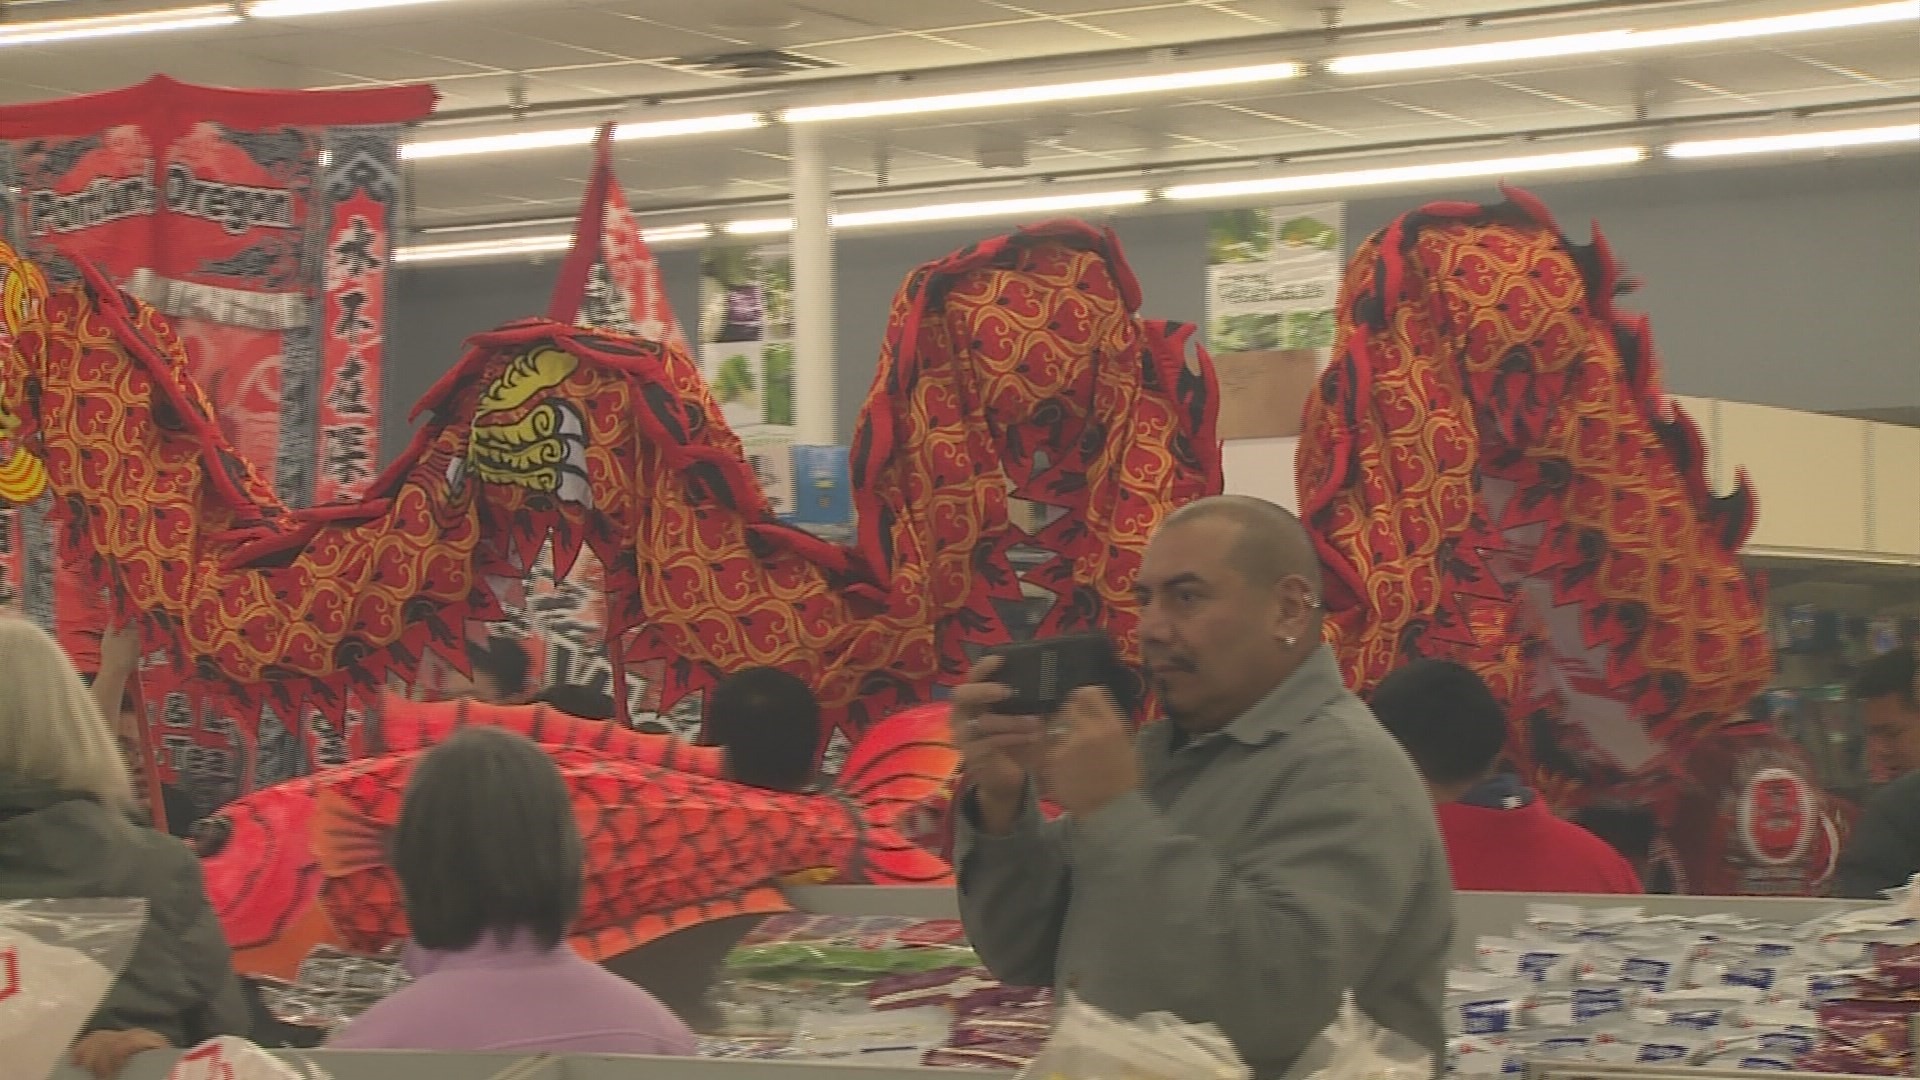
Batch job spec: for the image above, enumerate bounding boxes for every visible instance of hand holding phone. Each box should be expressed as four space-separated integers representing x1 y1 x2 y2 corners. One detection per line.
981 632 1128 717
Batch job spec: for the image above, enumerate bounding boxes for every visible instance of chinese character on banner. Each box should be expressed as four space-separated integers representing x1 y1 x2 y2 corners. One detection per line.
0 77 428 817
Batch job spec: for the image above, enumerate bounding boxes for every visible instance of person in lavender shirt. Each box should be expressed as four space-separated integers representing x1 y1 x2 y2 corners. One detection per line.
328 727 696 1056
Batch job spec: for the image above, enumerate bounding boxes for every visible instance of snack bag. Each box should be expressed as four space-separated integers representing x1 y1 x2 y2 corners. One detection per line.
0 899 145 1080
167 1038 331 1080
1017 992 1249 1080
1301 995 1433 1080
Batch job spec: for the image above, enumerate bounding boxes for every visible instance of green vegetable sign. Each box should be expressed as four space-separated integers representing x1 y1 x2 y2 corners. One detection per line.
1204 201 1344 442
699 241 797 513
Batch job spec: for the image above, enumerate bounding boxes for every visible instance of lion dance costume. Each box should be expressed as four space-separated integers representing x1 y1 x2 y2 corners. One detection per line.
1299 188 1831 893
0 219 1221 974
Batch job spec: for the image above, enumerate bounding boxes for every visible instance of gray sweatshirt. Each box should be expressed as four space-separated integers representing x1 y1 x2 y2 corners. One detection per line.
955 646 1452 1079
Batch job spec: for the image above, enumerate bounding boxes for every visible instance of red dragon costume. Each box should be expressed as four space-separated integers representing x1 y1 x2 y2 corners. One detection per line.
0 216 1221 971
1298 188 1830 893
0 219 1220 762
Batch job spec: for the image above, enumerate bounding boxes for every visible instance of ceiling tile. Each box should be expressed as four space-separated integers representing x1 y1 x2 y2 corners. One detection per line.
1780 38 1920 85
792 35 990 69
1652 50 1867 98
781 0 1016 35
935 20 1127 56
490 9 741 59
0 0 1910 234
981 0 1194 16
1072 4 1285 44
412 28 629 71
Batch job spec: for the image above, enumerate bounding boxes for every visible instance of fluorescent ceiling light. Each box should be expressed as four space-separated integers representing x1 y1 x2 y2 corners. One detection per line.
784 62 1302 124
1667 123 1920 159
1163 146 1647 201
0 4 239 47
1328 1 1918 75
395 224 711 264
639 223 716 243
726 218 797 236
249 0 457 16
403 127 598 162
834 189 1150 228
725 189 1150 236
402 113 765 162
615 114 766 140
394 235 572 264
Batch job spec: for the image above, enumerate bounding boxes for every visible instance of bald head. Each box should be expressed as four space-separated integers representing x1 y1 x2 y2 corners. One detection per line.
1161 495 1323 596
1136 496 1327 733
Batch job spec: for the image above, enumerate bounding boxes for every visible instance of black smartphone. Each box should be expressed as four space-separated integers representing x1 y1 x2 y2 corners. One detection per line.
983 632 1127 716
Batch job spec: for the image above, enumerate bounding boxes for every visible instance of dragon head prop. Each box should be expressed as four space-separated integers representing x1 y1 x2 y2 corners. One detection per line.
1298 187 1770 819
0 242 50 505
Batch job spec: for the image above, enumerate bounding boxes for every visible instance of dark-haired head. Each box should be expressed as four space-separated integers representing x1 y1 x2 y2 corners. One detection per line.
530 683 617 721
464 635 532 704
704 667 821 793
393 727 583 952
1855 645 1920 780
1369 658 1509 803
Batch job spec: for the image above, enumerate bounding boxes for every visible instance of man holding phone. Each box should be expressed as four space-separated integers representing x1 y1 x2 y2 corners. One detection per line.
951 495 1450 1078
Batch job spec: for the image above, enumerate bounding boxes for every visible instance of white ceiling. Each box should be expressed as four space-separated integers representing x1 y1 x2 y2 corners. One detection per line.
2 0 1916 231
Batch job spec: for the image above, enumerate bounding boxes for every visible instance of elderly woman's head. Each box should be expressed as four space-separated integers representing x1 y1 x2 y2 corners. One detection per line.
0 618 136 815
392 726 584 952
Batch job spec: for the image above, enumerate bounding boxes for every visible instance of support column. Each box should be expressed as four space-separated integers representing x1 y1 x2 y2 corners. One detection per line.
789 123 837 446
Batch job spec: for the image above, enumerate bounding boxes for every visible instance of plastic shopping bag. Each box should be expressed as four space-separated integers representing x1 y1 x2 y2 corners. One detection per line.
1303 994 1433 1080
167 1037 332 1080
1017 992 1250 1080
0 898 146 1080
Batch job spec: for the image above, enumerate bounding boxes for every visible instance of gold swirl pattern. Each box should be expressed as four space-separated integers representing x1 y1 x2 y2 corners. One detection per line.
0 221 1219 794
1297 190 1767 819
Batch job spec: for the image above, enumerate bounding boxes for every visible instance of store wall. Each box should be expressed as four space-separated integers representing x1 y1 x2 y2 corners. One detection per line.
383 153 1919 459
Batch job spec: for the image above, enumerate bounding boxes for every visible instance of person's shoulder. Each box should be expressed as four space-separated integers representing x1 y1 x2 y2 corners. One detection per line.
116 826 219 920
1534 812 1643 889
554 955 696 1034
1282 690 1427 787
119 819 203 876
326 988 423 1050
1869 772 1920 813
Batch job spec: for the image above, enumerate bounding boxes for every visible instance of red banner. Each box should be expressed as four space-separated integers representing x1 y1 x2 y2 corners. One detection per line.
0 76 431 825
0 75 429 507
548 125 689 351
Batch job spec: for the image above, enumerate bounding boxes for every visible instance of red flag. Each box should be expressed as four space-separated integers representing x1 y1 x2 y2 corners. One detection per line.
548 124 688 350
534 125 688 720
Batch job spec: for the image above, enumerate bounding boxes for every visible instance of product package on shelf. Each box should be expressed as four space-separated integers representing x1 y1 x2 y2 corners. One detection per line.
1014 992 1249 1080
165 1037 330 1080
1445 898 1920 1076
0 899 147 1080
707 914 1058 1069
251 944 411 1038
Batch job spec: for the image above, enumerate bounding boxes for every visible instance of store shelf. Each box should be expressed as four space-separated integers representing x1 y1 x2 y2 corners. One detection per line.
1872 424 1920 558
58 1054 976 1080
37 891 1889 1080
54 1050 547 1080
796 886 1873 967
1531 1065 1854 1080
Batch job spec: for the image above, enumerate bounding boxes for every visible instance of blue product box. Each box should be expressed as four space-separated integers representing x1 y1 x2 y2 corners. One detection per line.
789 445 852 526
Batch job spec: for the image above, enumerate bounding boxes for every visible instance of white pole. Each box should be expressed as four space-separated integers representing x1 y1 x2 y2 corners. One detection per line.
790 123 837 446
